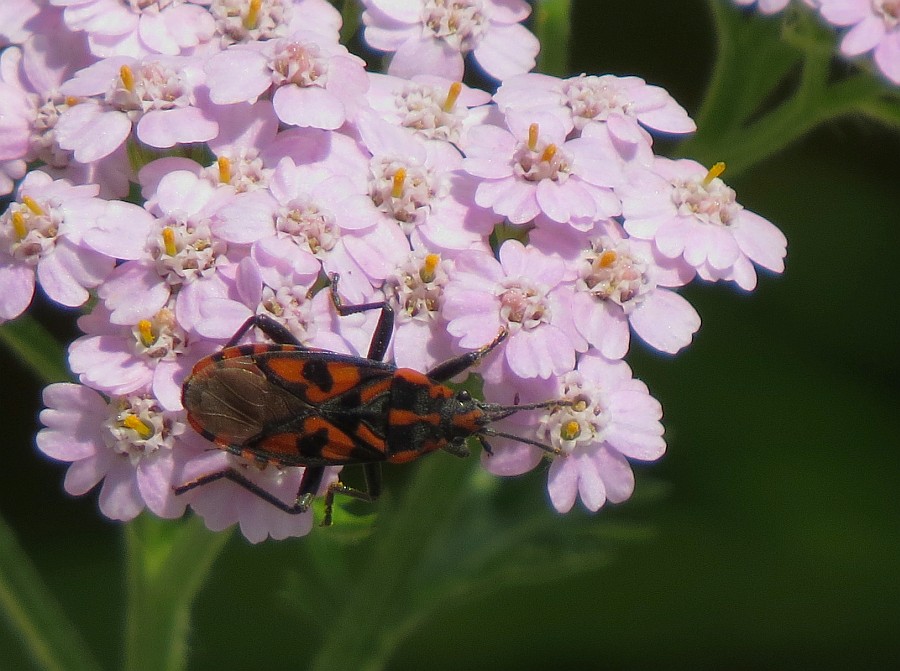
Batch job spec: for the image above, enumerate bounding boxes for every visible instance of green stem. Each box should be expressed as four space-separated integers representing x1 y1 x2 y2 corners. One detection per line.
0 315 69 384
0 514 104 671
123 515 230 671
535 0 572 77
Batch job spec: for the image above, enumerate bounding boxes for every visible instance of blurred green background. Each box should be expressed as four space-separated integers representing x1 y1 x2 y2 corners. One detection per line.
1 1 898 669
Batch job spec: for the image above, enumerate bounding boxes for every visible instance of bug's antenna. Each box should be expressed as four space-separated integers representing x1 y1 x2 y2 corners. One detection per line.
479 427 562 455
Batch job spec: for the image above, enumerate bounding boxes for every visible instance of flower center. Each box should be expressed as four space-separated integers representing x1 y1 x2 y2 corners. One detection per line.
151 220 224 286
670 162 741 227
269 39 328 88
874 0 900 28
103 395 180 466
275 200 339 256
106 62 191 114
132 307 185 360
514 123 570 183
393 81 464 144
211 0 292 44
259 285 317 344
537 372 608 454
369 158 440 236
578 239 651 312
127 0 180 12
31 95 73 168
384 253 449 321
498 278 549 330
1 195 60 265
562 75 631 130
212 152 271 192
421 0 488 51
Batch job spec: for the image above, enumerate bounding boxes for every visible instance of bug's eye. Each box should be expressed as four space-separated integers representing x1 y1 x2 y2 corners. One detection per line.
456 390 471 403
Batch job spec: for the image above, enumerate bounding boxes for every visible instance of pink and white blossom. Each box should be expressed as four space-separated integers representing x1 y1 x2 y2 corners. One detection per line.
0 171 115 321
56 54 218 163
442 240 582 381
620 158 787 290
819 0 900 83
36 383 189 521
463 110 622 227
51 0 215 58
361 0 539 81
204 31 368 130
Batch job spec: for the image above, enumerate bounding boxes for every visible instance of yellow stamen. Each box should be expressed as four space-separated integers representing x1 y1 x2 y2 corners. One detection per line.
442 82 462 112
391 168 406 199
541 144 557 163
122 414 153 439
573 399 588 413
119 65 135 93
561 420 581 441
217 156 231 184
137 319 156 347
162 227 177 256
22 195 44 215
244 0 261 30
702 161 726 186
11 212 27 240
420 253 440 283
598 250 617 268
528 123 539 151
64 96 79 107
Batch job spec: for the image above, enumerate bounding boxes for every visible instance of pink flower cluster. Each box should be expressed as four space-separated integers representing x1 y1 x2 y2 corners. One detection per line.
735 0 900 85
1 1 786 542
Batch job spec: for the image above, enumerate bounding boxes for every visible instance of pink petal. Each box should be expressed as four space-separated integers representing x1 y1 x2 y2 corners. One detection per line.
0 263 35 320
472 23 538 80
629 288 700 354
388 35 464 80
273 85 344 129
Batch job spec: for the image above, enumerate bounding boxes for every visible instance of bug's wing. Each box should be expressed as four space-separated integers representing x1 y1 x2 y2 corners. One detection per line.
184 359 315 448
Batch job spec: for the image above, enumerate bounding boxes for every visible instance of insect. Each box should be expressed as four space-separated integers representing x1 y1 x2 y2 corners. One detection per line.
177 275 566 525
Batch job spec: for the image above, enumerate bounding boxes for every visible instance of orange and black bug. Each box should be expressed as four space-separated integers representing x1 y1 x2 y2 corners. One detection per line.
177 275 566 525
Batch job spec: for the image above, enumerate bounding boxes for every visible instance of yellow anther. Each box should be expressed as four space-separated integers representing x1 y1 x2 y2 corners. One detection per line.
162 227 177 256
11 212 27 240
64 96 79 107
391 168 406 198
137 319 156 347
702 161 726 186
541 144 557 163
442 82 462 112
22 195 44 215
122 414 153 439
572 399 588 413
420 253 440 282
244 0 261 29
528 123 539 151
598 250 617 268
217 156 231 184
561 420 581 441
119 65 135 93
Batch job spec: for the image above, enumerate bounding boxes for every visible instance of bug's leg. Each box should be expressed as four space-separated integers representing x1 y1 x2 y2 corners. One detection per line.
321 462 382 526
173 468 316 514
329 273 394 362
225 314 304 347
426 328 509 382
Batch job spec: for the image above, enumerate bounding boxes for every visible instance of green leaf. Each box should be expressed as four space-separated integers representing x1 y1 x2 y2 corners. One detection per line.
0 513 103 671
679 0 898 176
123 515 230 671
534 0 572 77
0 315 69 385
301 455 661 671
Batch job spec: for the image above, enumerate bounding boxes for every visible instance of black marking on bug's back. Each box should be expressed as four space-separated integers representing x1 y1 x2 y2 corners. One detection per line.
302 358 334 392
296 425 331 455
